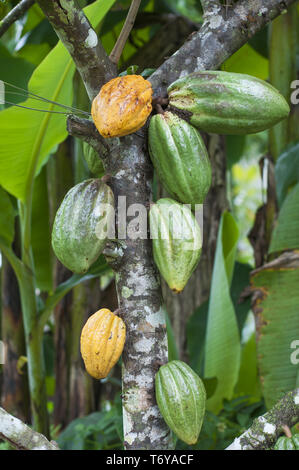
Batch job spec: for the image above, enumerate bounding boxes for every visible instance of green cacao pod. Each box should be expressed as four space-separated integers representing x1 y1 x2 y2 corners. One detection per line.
83 142 104 177
274 434 299 450
168 71 290 135
149 198 202 293
148 112 211 205
52 179 114 273
155 360 206 445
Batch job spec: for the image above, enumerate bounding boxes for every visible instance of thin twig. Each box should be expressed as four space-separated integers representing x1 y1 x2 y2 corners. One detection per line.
0 0 35 38
282 424 292 438
109 0 142 64
67 114 110 159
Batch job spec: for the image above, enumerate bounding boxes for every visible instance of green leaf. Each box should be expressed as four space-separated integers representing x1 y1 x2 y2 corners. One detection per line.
119 65 139 76
163 0 202 22
222 44 269 80
268 9 297 160
204 211 241 413
40 256 109 324
25 19 58 47
248 26 269 58
269 182 299 253
202 377 218 400
275 142 299 207
17 43 52 67
141 68 156 78
0 43 34 107
187 300 208 376
0 43 74 201
187 261 251 379
22 3 45 35
0 0 116 202
31 166 52 291
164 307 179 362
0 185 16 247
230 262 252 333
251 263 299 408
234 323 261 402
226 135 246 169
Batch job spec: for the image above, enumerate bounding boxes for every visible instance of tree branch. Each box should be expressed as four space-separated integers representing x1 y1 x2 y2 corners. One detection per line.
0 407 59 450
226 388 299 450
201 0 221 17
37 0 116 99
67 115 110 159
109 0 142 64
0 0 35 38
150 0 297 97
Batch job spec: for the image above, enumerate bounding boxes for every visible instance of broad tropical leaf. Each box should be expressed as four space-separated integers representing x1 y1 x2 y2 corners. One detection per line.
269 182 299 253
222 44 268 80
0 185 16 247
275 142 299 206
0 0 116 202
251 258 299 408
204 212 241 413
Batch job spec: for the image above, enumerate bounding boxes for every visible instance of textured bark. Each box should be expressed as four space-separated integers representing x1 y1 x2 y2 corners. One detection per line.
159 135 228 358
1 259 30 423
226 387 299 450
37 0 116 99
104 135 171 450
0 406 58 450
150 0 297 97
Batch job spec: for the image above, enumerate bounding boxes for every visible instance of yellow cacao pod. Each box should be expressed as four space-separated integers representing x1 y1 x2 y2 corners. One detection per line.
80 309 126 379
91 75 152 138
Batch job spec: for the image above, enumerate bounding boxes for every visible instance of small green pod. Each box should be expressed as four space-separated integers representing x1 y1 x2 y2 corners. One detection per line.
83 142 104 177
148 111 211 205
150 198 202 293
52 179 114 273
155 360 206 445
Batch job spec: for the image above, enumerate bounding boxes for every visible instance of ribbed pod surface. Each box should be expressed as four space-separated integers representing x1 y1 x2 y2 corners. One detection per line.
80 309 126 379
168 71 290 135
52 179 114 273
149 198 202 293
274 435 299 450
155 360 206 445
148 112 211 205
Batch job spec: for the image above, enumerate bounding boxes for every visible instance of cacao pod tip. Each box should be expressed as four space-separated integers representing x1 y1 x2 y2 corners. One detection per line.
172 287 183 294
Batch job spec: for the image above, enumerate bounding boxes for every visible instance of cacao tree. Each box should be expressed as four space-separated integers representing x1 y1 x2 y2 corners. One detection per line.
0 0 299 452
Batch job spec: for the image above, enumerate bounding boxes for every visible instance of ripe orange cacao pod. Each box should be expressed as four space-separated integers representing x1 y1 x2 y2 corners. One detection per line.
91 75 152 138
80 309 126 379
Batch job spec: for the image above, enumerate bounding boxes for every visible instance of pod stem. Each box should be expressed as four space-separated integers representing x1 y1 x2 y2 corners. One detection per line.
282 424 292 438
